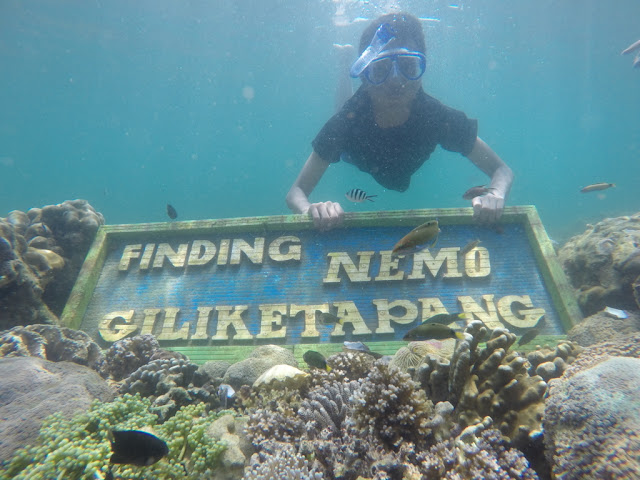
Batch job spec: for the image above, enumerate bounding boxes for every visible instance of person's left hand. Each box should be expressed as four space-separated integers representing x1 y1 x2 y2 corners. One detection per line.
471 191 505 224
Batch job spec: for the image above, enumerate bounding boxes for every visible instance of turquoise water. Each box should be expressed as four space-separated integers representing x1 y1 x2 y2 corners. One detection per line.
1 0 638 242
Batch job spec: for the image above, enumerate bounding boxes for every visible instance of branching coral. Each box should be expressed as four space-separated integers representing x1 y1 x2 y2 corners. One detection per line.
349 361 434 451
0 393 227 480
415 322 548 449
245 442 324 480
298 380 359 438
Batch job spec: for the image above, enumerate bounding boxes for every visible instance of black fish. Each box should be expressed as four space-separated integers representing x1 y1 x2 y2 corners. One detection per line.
403 323 465 341
166 204 178 220
423 312 468 325
303 350 332 372
517 329 540 346
110 430 169 467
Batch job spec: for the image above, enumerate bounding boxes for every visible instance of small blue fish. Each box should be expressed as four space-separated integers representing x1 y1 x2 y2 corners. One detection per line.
218 384 235 408
345 188 376 203
343 341 383 359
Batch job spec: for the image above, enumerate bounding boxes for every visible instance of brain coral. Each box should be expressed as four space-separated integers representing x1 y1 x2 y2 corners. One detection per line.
544 356 640 480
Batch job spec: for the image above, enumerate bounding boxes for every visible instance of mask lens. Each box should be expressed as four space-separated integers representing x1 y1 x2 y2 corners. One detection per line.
397 54 425 80
366 57 393 85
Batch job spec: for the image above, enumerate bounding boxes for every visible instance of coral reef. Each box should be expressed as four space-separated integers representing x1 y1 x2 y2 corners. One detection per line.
100 334 161 380
566 309 640 347
253 364 310 389
206 414 255 480
223 345 298 389
544 356 640 479
415 322 548 449
558 213 640 315
416 419 539 479
298 380 359 437
349 362 435 451
245 442 324 480
526 339 583 382
119 356 218 421
1 394 227 480
0 356 115 465
0 324 103 371
0 200 104 329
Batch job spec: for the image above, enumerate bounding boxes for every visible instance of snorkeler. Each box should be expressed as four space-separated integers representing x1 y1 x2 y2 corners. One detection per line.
286 12 513 231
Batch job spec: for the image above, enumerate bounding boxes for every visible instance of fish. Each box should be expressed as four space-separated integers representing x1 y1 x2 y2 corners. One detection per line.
343 341 384 359
218 383 236 409
580 183 615 193
603 306 628 320
392 220 440 256
316 311 343 325
517 329 540 346
462 185 496 200
460 239 481 256
403 323 465 341
109 430 169 467
303 350 332 372
423 312 468 325
166 204 178 219
345 188 377 203
621 39 640 55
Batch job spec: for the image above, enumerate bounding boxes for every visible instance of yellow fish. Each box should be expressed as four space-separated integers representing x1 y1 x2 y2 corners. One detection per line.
392 220 440 256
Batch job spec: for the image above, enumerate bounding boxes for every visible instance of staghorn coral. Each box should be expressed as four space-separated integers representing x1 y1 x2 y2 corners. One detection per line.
100 334 161 381
245 442 324 480
0 324 104 371
349 361 435 451
1 393 227 480
119 356 217 421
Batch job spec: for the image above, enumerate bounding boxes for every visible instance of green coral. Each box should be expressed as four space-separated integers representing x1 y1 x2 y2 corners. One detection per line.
1 394 228 480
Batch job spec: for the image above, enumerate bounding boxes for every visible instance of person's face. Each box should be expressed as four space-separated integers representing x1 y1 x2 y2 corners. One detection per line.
364 38 423 107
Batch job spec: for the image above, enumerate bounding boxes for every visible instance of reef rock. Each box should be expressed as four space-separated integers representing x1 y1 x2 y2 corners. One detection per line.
558 213 640 315
206 414 255 480
0 356 115 464
99 333 161 380
223 345 297 389
566 309 640 347
544 356 640 479
0 200 104 330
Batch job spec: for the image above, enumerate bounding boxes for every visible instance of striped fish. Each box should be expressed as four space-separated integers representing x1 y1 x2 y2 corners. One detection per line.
345 188 376 203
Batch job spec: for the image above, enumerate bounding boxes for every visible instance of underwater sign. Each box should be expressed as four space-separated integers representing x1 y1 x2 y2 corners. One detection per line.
62 207 581 362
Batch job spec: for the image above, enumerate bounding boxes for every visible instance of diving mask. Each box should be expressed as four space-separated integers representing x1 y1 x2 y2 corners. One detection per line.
363 48 426 85
350 23 396 78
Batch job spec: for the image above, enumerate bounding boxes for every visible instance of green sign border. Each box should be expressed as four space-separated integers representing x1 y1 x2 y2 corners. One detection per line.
61 206 581 364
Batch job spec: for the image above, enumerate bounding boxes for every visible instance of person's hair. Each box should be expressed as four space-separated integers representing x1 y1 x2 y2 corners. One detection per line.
358 12 426 55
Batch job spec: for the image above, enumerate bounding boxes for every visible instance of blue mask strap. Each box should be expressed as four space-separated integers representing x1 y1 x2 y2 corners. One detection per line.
350 23 396 78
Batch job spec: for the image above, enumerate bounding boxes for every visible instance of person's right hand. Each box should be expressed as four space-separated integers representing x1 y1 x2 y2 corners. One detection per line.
306 201 344 231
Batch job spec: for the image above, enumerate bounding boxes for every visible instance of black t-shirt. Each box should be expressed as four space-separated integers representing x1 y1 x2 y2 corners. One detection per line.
312 86 478 191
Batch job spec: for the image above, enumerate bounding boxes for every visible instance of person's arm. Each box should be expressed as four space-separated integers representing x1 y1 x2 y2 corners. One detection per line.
465 137 514 223
286 151 344 230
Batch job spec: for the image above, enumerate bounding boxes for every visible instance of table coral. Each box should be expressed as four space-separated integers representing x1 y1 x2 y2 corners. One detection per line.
0 393 227 480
